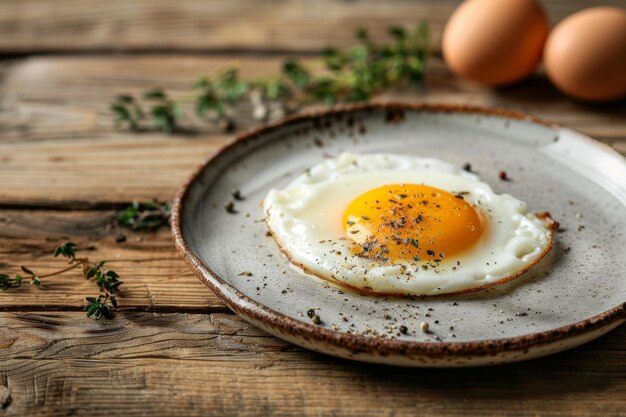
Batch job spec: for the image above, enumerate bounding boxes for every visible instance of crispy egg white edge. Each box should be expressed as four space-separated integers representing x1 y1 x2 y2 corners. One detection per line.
263 153 553 296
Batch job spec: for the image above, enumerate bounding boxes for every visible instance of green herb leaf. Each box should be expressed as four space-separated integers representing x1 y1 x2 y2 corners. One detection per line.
111 95 143 130
150 102 180 134
53 242 77 260
282 59 312 88
215 68 249 105
0 274 22 290
85 296 114 320
356 27 370 42
143 89 166 100
116 94 135 104
388 26 407 40
115 200 171 231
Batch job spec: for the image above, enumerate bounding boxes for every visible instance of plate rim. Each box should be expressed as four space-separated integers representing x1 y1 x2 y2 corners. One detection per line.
171 102 626 359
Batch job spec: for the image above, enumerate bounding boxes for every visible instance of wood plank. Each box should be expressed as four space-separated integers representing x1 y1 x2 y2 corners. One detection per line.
0 209 225 310
0 311 625 416
1 55 624 207
0 136 225 206
0 312 294 360
0 0 622 54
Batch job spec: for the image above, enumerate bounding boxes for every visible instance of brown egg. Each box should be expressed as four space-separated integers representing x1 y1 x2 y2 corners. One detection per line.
544 7 626 102
442 0 549 86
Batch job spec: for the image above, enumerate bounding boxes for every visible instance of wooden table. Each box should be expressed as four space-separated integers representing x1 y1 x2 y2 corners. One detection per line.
1 1 625 416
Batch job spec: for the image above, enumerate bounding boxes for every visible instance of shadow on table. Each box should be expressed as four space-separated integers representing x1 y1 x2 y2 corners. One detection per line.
491 74 626 115
310 323 625 398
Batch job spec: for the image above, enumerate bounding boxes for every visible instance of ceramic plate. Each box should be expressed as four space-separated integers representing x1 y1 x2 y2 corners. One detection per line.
172 103 626 367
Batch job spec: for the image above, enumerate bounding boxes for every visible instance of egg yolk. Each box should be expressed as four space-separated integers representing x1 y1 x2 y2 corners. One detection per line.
342 184 484 263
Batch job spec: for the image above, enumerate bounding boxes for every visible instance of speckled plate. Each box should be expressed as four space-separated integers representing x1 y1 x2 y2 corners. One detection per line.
172 103 626 367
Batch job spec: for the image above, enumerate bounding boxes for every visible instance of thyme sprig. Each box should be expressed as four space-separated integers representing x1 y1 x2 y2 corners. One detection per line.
0 274 22 289
115 200 171 231
1 242 123 320
111 24 428 134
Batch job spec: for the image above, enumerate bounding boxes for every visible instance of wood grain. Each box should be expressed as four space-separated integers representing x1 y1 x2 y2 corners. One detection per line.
0 311 625 417
0 0 623 54
0 136 225 207
1 55 625 207
0 209 225 310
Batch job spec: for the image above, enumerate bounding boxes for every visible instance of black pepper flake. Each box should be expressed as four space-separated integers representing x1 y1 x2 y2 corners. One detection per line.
462 163 472 172
224 201 238 214
232 189 245 201
361 216 371 221
238 271 253 276
311 314 322 325
399 325 408 334
306 309 316 318
427 249 435 256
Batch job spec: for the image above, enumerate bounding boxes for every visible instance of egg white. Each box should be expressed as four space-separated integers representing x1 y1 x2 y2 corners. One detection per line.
263 153 554 296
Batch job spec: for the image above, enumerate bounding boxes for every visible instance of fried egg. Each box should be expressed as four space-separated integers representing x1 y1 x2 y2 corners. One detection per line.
263 153 556 296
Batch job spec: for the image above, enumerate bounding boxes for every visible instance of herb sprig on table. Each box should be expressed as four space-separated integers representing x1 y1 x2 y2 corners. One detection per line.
111 24 429 134
116 200 171 231
0 242 123 320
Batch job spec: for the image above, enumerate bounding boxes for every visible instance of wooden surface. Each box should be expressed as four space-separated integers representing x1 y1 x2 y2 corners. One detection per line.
0 1 625 416
0 0 624 54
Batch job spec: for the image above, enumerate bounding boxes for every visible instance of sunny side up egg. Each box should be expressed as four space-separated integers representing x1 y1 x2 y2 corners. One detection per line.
263 153 556 296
